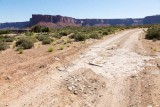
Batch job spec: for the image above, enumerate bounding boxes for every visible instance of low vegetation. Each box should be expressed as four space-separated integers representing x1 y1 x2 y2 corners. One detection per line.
0 41 9 51
32 26 51 33
146 25 160 40
89 32 102 39
2 24 159 52
0 26 128 52
5 37 15 42
42 37 52 44
36 35 53 44
25 31 34 36
16 37 34 49
0 30 11 35
74 34 87 41
59 45 64 50
48 47 54 52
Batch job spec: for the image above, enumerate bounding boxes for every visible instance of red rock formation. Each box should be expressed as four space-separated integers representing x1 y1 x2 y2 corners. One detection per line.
1 14 160 29
35 22 78 28
30 14 75 26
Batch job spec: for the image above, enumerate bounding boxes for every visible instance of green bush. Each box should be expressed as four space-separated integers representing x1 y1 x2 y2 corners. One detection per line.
89 33 102 39
0 30 11 35
54 34 63 39
59 31 68 36
0 36 5 41
0 41 9 51
69 33 76 39
59 45 64 50
32 26 50 33
48 47 54 52
5 37 14 42
74 34 86 41
102 31 108 35
36 35 52 44
32 26 42 33
42 37 52 44
36 35 46 41
16 37 34 49
0 36 15 42
42 27 51 32
146 27 160 40
17 36 37 43
25 31 34 36
66 39 72 43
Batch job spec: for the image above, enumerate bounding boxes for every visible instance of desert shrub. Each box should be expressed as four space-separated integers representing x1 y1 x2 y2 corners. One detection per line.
53 33 63 39
0 41 9 51
69 33 76 39
66 39 72 43
0 36 5 41
89 33 102 39
98 31 102 33
32 26 50 33
42 27 51 32
42 37 52 44
48 47 54 52
0 30 11 35
59 45 64 50
36 35 47 41
32 26 42 33
5 37 14 42
25 31 34 36
0 36 15 42
16 37 34 49
23 36 37 43
102 31 108 35
59 31 69 36
146 27 160 40
108 29 112 32
74 34 86 41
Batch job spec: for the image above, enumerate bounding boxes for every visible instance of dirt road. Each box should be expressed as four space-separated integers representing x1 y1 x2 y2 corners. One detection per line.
0 29 160 107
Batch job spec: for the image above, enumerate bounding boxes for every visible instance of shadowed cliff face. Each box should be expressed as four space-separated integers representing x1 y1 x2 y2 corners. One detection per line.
0 14 160 29
0 22 29 29
143 15 160 24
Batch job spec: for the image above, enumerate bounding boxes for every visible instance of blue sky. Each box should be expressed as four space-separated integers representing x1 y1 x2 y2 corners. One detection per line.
0 0 160 22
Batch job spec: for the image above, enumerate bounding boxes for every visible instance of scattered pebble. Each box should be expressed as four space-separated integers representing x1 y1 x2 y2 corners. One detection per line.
53 57 60 61
5 75 12 80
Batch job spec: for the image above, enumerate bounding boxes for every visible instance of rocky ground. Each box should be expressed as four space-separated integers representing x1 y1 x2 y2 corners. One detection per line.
0 29 160 107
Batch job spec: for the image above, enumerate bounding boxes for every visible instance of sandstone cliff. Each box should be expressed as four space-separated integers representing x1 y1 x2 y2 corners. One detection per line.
30 14 75 26
0 14 160 29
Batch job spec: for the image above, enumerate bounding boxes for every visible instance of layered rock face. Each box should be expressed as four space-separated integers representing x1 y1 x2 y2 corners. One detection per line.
30 14 75 26
29 14 160 27
0 14 160 29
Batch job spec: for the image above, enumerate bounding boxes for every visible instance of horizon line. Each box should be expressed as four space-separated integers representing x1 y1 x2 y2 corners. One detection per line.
0 14 160 23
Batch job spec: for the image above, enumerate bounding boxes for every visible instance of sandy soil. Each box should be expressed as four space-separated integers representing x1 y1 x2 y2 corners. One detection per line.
0 29 160 107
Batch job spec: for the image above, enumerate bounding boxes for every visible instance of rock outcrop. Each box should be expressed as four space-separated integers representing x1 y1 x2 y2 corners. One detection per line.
143 15 160 24
30 14 75 26
0 14 160 29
